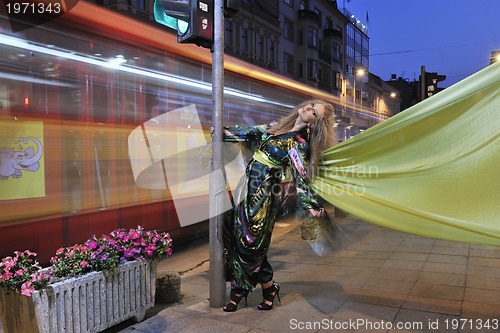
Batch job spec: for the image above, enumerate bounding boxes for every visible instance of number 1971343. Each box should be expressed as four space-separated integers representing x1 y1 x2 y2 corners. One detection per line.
445 318 499 330
6 2 62 15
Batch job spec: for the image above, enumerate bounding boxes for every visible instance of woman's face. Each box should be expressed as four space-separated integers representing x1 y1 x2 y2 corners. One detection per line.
298 102 325 124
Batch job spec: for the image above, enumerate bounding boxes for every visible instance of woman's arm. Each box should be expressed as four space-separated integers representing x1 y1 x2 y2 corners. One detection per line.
220 124 268 143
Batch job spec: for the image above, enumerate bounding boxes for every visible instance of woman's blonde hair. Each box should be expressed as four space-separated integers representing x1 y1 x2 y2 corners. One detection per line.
267 99 337 178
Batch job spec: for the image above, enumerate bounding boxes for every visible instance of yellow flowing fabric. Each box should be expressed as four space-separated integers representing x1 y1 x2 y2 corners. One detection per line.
313 62 500 246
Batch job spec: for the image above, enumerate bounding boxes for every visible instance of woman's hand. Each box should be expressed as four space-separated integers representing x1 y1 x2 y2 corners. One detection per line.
309 208 325 218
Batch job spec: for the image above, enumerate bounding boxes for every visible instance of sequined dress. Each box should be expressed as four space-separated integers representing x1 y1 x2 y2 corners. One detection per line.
223 124 323 291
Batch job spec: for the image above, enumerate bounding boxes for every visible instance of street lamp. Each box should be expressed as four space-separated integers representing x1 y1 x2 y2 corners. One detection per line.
353 68 365 107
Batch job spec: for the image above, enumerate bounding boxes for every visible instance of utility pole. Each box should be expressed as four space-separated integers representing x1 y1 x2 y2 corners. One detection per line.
209 0 226 308
420 65 426 102
153 0 231 309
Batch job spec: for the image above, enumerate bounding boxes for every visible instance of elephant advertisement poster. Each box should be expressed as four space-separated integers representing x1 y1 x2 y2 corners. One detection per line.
0 121 45 200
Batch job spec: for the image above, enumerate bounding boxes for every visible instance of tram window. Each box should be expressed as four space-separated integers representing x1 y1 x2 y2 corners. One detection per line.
147 87 173 119
93 132 112 210
60 88 82 120
1 83 12 115
17 83 45 116
145 92 158 120
120 85 137 124
92 82 110 122
115 138 140 204
62 131 83 213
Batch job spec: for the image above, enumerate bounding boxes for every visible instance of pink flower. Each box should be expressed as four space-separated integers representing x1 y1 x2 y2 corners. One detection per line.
87 240 98 250
1 225 172 297
145 244 156 257
21 281 34 297
4 257 17 270
129 231 141 239
124 248 135 258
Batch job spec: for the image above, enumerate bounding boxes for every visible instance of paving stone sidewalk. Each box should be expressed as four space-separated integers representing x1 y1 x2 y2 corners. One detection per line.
2 214 500 333
116 215 500 333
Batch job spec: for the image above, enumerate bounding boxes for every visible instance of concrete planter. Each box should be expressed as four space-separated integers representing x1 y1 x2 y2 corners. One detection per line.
0 259 157 333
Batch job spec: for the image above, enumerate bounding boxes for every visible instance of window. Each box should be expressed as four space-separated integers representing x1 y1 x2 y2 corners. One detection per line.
335 72 341 89
225 20 233 47
92 80 109 122
93 132 112 210
332 43 340 62
283 0 293 7
240 27 248 54
269 40 277 67
283 17 294 42
355 49 361 64
307 59 318 80
314 7 322 26
284 52 294 74
135 0 145 10
61 86 81 120
257 34 265 59
307 25 318 48
347 44 354 58
326 17 333 29
62 131 82 213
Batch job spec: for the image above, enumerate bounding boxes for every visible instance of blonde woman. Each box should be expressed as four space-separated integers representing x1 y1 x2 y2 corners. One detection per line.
220 99 336 312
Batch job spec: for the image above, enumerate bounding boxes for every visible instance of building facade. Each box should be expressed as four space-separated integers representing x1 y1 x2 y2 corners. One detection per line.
88 0 401 135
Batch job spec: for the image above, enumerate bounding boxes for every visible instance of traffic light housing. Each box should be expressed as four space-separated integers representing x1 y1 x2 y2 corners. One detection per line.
422 71 446 99
154 0 214 49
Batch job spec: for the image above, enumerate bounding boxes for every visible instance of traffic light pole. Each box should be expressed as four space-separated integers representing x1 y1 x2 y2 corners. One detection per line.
209 0 227 308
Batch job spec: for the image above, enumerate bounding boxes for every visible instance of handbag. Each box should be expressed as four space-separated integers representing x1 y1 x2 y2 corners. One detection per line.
299 210 340 256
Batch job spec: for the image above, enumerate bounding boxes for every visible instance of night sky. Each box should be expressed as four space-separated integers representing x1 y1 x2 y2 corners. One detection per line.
342 0 500 87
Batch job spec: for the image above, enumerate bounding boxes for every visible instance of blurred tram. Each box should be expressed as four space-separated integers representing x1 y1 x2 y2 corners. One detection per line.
0 2 384 262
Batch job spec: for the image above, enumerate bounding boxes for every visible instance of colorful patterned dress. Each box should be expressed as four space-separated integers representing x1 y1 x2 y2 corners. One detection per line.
223 124 323 291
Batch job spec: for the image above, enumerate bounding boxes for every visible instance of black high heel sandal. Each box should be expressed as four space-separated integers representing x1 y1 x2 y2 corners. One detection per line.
257 281 281 310
222 288 249 312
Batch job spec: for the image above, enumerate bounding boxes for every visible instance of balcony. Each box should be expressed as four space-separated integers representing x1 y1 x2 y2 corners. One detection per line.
298 10 320 22
324 28 343 40
242 1 280 27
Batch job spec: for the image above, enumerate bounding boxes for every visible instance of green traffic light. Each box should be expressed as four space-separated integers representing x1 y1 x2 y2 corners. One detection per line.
153 0 188 35
178 19 189 35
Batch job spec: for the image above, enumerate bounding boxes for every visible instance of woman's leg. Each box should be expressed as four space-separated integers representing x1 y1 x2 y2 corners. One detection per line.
256 256 280 310
223 281 249 312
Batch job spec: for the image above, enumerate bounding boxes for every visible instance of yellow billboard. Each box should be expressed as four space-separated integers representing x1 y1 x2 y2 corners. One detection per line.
0 121 45 200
